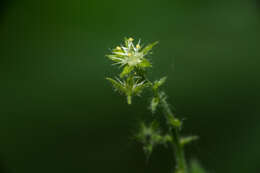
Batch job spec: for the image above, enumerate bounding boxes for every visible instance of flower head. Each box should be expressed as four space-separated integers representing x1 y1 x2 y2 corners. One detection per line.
107 37 158 70
106 76 148 104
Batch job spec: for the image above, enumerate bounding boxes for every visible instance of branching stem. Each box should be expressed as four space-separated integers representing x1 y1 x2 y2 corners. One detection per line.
106 38 204 173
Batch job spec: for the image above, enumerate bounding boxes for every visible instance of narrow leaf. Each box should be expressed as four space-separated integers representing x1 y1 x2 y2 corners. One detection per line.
180 136 199 146
142 41 159 55
153 76 167 91
106 55 122 62
168 115 182 128
150 97 160 113
133 82 148 95
120 65 134 78
139 58 152 68
106 77 126 94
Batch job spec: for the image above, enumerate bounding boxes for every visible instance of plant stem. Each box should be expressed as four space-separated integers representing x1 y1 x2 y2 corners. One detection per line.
127 95 132 104
161 97 187 173
172 128 187 173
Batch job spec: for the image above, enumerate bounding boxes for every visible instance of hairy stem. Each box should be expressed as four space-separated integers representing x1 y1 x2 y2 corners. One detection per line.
172 128 187 173
161 97 187 173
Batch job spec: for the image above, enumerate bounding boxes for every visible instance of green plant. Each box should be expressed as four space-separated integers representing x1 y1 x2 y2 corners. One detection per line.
106 37 207 173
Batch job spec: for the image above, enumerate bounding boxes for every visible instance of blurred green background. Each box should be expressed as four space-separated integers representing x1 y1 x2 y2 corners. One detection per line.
0 0 260 172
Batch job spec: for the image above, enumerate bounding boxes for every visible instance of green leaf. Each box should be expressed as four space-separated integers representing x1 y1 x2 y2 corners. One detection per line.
150 97 160 113
124 37 129 47
150 121 159 129
180 136 199 147
190 160 207 173
153 77 167 91
120 65 134 78
139 58 152 68
106 77 126 94
168 115 182 128
142 41 159 55
163 135 172 143
106 55 122 63
133 82 148 96
157 76 167 86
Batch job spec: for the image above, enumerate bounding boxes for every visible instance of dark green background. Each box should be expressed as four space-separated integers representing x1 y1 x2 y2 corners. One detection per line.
0 0 260 172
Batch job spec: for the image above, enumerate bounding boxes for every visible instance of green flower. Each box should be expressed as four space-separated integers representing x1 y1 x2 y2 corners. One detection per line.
107 37 158 70
106 76 148 104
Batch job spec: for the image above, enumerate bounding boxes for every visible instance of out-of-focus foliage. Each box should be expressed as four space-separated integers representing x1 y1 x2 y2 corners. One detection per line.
135 122 172 157
190 160 207 173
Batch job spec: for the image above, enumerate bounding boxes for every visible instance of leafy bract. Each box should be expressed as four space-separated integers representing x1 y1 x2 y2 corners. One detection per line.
120 65 134 78
106 76 147 104
153 77 167 91
150 97 160 113
180 136 199 147
142 41 159 55
139 58 152 68
106 77 126 94
133 81 148 96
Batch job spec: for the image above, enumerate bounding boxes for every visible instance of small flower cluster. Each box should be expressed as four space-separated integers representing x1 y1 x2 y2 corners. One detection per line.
106 37 158 104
